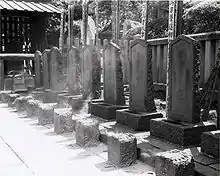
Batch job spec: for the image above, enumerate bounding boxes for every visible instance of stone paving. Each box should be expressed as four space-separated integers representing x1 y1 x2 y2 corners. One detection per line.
0 103 155 176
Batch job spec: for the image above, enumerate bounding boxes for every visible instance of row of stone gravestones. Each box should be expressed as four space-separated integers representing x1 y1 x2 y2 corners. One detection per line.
66 39 102 100
34 47 66 91
90 35 218 146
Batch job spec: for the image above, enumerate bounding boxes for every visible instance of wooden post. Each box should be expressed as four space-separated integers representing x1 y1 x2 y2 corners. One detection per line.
165 0 183 117
59 9 65 51
68 4 74 47
0 60 4 90
34 50 42 88
141 0 149 40
111 0 120 44
82 1 88 46
95 0 99 45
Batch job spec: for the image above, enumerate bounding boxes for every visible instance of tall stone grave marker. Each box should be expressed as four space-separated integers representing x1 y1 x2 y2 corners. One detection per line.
150 35 216 146
34 50 42 88
49 47 65 91
91 40 128 120
67 46 81 95
81 44 101 99
116 39 163 131
42 49 50 89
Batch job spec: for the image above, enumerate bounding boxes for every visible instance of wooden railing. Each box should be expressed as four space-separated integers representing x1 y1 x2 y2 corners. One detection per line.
120 31 220 86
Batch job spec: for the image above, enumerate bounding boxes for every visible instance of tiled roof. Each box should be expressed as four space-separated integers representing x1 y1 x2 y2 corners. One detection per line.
0 0 61 14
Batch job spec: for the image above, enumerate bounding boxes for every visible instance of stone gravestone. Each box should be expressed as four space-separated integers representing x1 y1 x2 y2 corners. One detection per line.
49 47 65 91
42 49 50 89
34 50 42 88
67 46 81 95
168 35 200 123
129 40 155 113
116 39 162 131
82 45 101 99
91 40 128 120
103 40 124 105
150 35 216 146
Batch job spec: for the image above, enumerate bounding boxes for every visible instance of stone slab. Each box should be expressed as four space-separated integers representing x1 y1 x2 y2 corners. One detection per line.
116 109 163 131
75 118 100 147
194 163 219 176
91 102 128 120
150 118 217 146
201 130 220 159
0 91 12 103
7 94 20 107
107 132 137 167
38 103 57 125
25 99 41 118
15 96 33 113
54 108 73 134
194 154 219 166
4 78 13 90
88 99 104 113
155 149 194 176
209 163 220 171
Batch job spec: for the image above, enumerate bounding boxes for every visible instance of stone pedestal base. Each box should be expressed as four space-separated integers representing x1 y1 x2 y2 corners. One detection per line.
91 102 128 120
116 109 163 131
88 99 103 113
15 96 33 112
155 149 194 176
150 118 217 146
38 103 57 125
107 133 137 167
0 91 12 103
75 118 100 147
54 108 73 134
25 99 41 118
4 78 13 90
43 89 68 103
31 91 44 101
8 94 20 107
201 130 220 159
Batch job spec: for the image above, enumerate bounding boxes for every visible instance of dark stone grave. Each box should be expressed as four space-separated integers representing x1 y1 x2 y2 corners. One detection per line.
116 39 162 130
91 40 128 119
150 35 216 146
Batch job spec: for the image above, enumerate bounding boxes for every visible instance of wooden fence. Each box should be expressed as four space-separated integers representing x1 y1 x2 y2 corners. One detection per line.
120 31 220 86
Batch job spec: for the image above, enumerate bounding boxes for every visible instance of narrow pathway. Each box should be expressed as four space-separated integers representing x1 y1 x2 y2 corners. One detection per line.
0 103 155 176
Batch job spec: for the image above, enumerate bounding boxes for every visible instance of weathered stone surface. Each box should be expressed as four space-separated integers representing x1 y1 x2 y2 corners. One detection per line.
168 35 200 123
195 162 219 176
31 91 44 101
116 109 163 131
38 103 57 125
201 130 220 159
75 118 100 147
25 99 41 118
150 118 217 146
155 149 194 176
8 94 20 107
0 91 12 103
107 132 137 167
42 49 50 89
15 96 33 113
91 102 128 120
54 108 73 134
82 45 101 99
50 47 65 91
129 39 156 113
4 78 13 90
67 46 81 94
34 50 42 88
103 40 125 105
